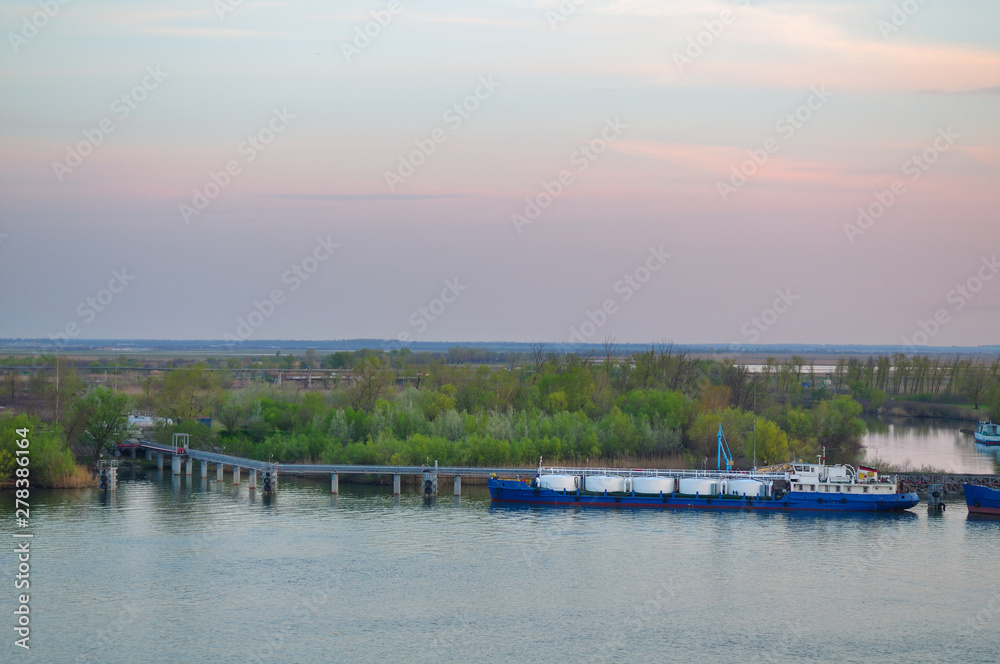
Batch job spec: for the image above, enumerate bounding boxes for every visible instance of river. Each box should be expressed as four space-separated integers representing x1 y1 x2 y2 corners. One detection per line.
3 461 999 664
861 416 999 474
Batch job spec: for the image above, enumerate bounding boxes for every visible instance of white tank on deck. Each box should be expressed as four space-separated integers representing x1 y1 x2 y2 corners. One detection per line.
727 479 764 497
632 476 675 495
538 474 578 492
679 478 719 496
585 475 626 493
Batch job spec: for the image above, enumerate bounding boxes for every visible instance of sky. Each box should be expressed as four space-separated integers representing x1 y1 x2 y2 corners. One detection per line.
1 0 998 348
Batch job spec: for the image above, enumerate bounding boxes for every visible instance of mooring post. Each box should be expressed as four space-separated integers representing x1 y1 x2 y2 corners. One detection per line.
422 461 439 497
248 469 257 490
454 475 461 497
331 472 339 495
393 473 401 495
233 466 241 485
171 455 181 475
201 459 209 479
217 463 224 483
185 458 193 476
157 453 163 470
927 483 946 510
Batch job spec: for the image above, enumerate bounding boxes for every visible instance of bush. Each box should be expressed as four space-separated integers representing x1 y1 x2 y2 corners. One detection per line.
0 413 80 488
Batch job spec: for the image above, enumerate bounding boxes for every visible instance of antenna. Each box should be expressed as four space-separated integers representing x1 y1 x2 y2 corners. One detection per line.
752 378 757 470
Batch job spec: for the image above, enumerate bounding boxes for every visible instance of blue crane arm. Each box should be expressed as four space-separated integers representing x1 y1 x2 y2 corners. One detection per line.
717 423 733 472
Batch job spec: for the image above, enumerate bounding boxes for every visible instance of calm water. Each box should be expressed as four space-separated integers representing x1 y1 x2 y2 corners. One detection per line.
3 468 999 664
862 417 1000 474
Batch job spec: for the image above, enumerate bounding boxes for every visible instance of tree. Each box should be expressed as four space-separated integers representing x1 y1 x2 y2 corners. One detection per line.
71 388 133 463
745 419 790 467
157 364 220 421
602 336 618 376
812 395 866 457
962 362 992 409
348 357 395 412
4 369 17 404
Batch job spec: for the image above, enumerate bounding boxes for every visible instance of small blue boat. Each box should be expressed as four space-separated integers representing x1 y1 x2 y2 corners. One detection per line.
964 483 1000 515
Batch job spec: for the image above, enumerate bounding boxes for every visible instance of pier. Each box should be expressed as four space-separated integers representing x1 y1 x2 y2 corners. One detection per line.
114 438 537 497
112 440 998 502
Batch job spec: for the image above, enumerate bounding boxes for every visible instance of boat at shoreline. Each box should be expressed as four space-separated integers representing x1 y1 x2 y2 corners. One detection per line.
964 483 1000 515
489 459 919 513
974 421 1000 446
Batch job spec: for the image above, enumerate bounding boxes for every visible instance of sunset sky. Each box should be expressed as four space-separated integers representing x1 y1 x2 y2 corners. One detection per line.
1 0 998 346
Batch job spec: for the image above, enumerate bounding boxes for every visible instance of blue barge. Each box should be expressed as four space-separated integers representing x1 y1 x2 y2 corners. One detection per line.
489 460 919 513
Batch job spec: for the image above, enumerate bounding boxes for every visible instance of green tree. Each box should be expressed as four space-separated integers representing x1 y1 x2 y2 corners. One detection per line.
745 419 789 466
157 364 220 421
812 395 866 456
963 364 993 410
616 389 691 430
0 413 78 487
348 357 395 412
71 388 134 463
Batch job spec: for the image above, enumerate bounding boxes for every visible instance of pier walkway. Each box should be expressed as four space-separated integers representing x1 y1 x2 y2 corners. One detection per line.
113 438 998 498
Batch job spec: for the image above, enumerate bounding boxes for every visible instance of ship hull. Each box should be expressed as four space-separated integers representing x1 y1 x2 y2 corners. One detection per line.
973 433 1000 446
964 484 1000 515
489 480 919 512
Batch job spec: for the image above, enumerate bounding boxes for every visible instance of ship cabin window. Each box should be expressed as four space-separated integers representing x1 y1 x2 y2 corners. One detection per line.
836 486 841 492
863 487 868 493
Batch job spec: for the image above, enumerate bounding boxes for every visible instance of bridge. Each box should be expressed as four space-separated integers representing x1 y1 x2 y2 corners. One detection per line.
112 437 999 501
114 435 535 496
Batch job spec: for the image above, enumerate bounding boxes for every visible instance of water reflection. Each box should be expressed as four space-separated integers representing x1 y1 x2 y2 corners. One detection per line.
862 416 997 473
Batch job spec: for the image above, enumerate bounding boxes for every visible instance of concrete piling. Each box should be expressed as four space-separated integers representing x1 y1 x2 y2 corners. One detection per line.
185 458 193 476
171 455 181 475
393 473 401 495
157 453 163 470
217 464 224 483
233 467 241 485
454 475 461 496
331 472 339 495
201 460 209 479
248 470 257 490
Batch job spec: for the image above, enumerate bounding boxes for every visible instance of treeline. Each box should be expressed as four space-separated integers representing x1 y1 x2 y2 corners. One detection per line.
3 345 1000 487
